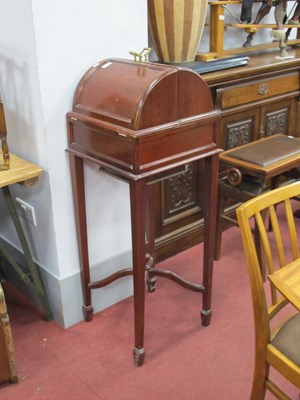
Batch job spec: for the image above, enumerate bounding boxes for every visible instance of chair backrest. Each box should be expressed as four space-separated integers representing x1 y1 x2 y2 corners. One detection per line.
236 181 300 357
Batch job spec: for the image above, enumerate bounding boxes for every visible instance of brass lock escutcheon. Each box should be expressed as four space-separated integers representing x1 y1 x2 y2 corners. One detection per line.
257 83 270 96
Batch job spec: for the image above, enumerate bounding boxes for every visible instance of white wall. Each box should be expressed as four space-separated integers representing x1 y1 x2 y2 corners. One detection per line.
0 0 147 327
0 0 297 327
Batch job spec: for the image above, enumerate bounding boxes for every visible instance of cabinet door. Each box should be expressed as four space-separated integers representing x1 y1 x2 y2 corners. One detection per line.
220 108 260 150
260 97 298 138
154 161 204 261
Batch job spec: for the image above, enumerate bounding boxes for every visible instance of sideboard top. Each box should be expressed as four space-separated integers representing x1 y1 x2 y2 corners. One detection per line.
202 47 300 86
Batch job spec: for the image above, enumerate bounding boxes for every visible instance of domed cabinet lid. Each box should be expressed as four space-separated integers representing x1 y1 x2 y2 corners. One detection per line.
72 59 213 130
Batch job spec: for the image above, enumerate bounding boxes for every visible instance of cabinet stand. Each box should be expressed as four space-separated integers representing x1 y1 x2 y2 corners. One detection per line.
68 149 220 366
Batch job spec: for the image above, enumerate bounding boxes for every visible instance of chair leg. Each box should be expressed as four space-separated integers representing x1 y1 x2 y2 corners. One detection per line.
250 362 269 400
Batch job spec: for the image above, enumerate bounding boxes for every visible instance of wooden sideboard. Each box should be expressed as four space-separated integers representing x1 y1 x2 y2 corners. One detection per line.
155 47 300 262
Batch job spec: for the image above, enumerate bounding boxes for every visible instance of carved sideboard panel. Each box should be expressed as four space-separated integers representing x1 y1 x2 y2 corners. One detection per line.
163 164 197 219
154 49 300 262
265 108 288 136
226 119 253 149
155 161 204 260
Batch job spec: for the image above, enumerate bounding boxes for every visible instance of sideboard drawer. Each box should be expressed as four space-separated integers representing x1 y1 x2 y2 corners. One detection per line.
218 72 300 109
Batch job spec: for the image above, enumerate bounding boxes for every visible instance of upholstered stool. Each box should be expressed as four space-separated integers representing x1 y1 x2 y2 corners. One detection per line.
215 134 300 260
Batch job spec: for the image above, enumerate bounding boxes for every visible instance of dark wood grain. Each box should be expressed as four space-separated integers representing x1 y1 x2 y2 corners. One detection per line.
66 59 221 366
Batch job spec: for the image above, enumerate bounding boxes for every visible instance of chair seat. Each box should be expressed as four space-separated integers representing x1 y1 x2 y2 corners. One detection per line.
272 313 300 366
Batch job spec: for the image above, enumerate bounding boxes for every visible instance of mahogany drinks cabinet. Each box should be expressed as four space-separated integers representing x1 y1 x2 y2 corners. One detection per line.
66 59 221 366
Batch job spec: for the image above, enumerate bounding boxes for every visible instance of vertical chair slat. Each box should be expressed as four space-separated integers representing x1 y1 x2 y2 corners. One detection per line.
267 204 284 304
255 211 275 275
269 204 285 269
284 199 299 261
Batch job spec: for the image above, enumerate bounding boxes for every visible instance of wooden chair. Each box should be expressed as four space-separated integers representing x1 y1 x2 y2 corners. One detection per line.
236 182 300 400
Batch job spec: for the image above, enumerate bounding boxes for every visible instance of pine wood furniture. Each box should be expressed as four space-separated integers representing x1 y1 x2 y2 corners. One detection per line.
237 182 300 399
0 282 17 384
67 59 220 366
0 153 52 321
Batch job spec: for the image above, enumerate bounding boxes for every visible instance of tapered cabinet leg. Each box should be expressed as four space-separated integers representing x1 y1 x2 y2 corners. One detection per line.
129 178 147 366
69 154 93 321
201 154 219 326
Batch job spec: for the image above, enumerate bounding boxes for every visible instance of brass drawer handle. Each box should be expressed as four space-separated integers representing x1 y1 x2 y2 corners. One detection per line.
257 83 270 95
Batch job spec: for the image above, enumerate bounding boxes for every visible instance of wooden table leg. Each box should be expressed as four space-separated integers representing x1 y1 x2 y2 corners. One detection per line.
201 154 219 326
129 178 147 366
69 154 93 321
1 186 53 321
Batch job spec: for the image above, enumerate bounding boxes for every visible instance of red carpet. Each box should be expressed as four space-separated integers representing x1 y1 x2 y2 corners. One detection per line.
1 225 299 399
